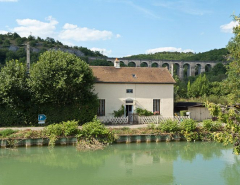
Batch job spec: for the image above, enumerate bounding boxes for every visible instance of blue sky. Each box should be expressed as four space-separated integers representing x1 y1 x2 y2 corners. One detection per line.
0 0 239 57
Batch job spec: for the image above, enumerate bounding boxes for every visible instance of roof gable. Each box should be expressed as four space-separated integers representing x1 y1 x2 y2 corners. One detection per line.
90 66 176 84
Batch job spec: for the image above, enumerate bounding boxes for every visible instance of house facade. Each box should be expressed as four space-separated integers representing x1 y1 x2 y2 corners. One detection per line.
90 60 176 119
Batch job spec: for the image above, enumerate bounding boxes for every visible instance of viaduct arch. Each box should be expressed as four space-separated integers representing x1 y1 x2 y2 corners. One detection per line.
105 58 225 79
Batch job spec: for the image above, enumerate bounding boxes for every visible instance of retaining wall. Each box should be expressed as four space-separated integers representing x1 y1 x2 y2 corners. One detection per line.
0 134 186 148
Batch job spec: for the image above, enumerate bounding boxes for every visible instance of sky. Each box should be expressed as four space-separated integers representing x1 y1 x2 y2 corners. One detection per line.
0 0 239 57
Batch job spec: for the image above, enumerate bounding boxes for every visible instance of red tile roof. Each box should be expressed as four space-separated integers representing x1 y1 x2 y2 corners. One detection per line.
90 66 176 84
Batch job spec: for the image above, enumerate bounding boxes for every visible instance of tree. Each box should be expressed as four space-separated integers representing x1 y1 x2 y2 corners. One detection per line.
28 50 98 124
0 60 28 107
12 32 20 39
29 50 95 104
205 15 240 155
89 59 113 66
15 37 24 46
211 63 226 76
2 39 10 47
225 15 240 103
187 74 210 98
45 37 55 43
0 60 30 126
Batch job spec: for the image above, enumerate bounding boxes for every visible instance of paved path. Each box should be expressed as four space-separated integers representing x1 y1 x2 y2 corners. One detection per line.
0 124 149 131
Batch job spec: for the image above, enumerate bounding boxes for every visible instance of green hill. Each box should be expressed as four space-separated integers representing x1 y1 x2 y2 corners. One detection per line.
0 32 105 67
124 48 228 62
0 32 229 68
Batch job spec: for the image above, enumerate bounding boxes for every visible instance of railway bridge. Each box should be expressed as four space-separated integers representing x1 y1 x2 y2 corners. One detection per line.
106 58 225 79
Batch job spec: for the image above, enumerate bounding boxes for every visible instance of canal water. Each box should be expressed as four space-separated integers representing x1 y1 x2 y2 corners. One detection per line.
0 142 239 185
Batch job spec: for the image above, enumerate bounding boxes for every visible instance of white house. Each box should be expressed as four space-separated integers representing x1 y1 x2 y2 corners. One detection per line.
90 59 176 122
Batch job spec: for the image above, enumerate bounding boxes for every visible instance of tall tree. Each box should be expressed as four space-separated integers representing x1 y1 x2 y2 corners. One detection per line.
29 50 96 105
0 60 28 107
28 50 99 124
226 15 240 103
187 74 210 98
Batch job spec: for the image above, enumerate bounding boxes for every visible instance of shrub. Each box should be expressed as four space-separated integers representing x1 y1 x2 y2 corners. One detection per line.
0 129 16 138
80 116 115 144
136 108 153 116
113 105 125 117
61 120 79 136
157 119 179 132
202 119 212 131
43 120 79 137
44 124 63 137
180 110 188 116
147 123 156 130
203 119 222 131
180 119 196 132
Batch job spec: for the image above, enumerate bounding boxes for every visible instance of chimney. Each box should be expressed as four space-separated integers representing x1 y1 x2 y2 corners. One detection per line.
114 58 120 68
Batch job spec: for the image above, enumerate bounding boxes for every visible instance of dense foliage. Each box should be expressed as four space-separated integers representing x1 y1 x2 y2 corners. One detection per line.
0 129 17 137
174 62 228 103
43 120 79 137
136 108 154 116
79 116 115 144
158 119 179 132
206 102 240 154
180 119 197 132
124 48 228 62
0 51 98 126
204 15 240 154
113 105 125 117
88 59 113 66
224 16 240 103
29 50 96 105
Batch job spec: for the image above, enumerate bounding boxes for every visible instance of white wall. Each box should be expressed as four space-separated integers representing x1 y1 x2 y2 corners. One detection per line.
93 83 174 117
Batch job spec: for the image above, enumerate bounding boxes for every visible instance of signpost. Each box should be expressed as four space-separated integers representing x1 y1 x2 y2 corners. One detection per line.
38 114 46 124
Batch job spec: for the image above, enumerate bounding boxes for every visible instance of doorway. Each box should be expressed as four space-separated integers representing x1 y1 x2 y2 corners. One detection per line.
126 105 133 123
126 105 133 117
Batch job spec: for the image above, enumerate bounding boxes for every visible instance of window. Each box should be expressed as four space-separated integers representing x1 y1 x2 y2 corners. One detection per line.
126 89 133 93
153 99 160 114
97 99 105 116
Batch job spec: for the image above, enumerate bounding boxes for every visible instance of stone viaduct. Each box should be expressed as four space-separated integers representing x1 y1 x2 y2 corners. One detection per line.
106 58 225 79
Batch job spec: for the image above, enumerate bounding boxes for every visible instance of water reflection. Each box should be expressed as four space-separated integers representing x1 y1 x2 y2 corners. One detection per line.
0 142 239 185
222 155 240 184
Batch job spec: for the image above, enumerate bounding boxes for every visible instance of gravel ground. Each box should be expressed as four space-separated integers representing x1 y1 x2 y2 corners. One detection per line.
0 124 149 131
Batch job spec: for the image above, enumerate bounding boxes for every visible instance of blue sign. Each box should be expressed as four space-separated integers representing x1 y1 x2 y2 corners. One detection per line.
38 114 46 124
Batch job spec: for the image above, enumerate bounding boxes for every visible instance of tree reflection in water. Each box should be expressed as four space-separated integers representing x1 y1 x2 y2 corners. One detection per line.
0 142 239 185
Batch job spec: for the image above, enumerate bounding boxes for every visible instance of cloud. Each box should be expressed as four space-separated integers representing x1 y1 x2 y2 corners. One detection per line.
0 16 118 46
59 23 114 41
220 21 239 33
0 0 18 2
63 23 77 29
90 47 112 56
11 16 58 38
146 47 194 54
0 30 8 34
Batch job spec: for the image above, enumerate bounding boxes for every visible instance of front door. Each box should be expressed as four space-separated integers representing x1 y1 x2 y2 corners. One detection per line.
126 105 133 123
